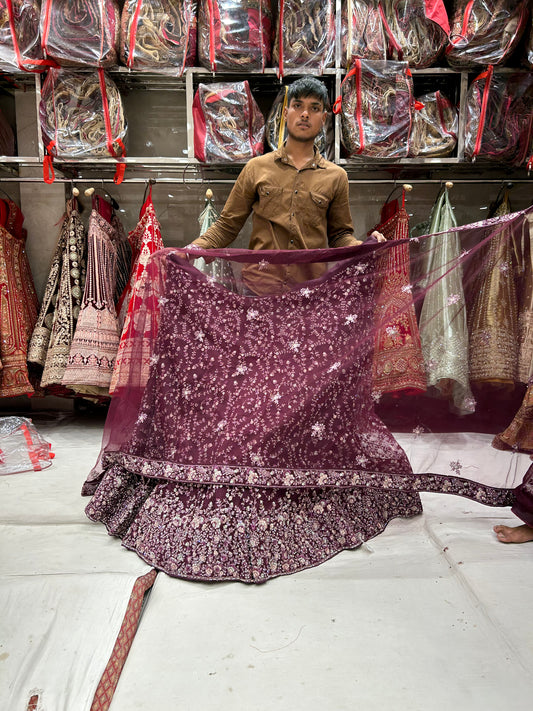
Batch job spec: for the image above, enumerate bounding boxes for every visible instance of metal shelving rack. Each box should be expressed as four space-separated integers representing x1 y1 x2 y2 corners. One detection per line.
0 1 531 184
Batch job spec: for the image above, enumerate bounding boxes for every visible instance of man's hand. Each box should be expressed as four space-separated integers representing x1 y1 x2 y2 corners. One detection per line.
369 230 386 243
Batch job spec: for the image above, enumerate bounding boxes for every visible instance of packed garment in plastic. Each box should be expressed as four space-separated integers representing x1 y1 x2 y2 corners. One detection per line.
193 80 265 163
0 0 46 72
333 59 414 159
0 417 54 475
120 0 197 74
446 0 529 69
410 90 458 157
198 0 272 71
341 0 388 66
40 68 127 161
273 0 335 74
266 85 334 160
40 0 120 67
525 13 533 67
380 0 449 68
464 66 533 167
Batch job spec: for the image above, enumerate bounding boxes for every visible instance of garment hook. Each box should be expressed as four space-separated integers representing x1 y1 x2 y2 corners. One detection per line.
143 178 156 203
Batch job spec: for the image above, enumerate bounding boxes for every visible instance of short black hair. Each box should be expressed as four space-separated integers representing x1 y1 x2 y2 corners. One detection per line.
286 76 328 109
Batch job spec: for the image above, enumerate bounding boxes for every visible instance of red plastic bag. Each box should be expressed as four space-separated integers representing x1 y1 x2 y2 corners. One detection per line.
273 0 335 75
341 0 388 67
380 0 449 68
40 0 120 67
198 0 272 72
447 0 529 68
0 0 53 72
464 65 533 167
410 90 458 157
120 0 197 74
40 68 127 183
193 80 265 163
333 58 414 159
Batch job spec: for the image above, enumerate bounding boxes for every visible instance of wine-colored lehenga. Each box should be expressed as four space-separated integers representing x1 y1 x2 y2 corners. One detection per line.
81 210 533 583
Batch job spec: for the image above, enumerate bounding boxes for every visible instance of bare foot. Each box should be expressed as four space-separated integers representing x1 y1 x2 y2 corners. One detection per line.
493 524 533 544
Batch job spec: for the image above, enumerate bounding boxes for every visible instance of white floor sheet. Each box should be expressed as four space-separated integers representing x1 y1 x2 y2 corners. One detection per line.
0 415 532 711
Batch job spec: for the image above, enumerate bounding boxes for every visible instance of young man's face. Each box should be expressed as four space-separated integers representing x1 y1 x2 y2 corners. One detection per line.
284 94 326 143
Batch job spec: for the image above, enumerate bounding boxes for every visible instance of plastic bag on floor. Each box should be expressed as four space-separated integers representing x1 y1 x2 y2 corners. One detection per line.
0 417 54 475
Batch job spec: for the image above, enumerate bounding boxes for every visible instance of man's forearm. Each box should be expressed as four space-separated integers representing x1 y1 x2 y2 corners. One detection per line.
329 232 362 248
192 220 239 249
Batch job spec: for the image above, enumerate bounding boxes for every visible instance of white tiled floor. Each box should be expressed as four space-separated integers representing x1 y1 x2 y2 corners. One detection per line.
1 414 532 711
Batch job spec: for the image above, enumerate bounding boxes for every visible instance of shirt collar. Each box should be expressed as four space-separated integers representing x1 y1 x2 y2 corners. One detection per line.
275 144 326 170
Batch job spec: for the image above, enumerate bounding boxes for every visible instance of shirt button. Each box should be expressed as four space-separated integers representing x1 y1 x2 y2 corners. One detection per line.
294 190 298 194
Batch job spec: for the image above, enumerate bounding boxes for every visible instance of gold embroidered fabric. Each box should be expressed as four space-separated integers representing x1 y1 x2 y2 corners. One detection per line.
41 199 87 386
468 192 519 384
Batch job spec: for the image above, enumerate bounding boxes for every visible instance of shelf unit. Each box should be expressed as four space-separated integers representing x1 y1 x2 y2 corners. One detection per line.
0 64 531 184
0 0 531 184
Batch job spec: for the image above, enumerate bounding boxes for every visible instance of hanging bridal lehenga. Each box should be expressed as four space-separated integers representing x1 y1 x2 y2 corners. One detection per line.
0 198 39 398
61 198 123 397
417 185 474 415
110 185 165 394
372 188 427 396
468 187 519 386
27 197 87 388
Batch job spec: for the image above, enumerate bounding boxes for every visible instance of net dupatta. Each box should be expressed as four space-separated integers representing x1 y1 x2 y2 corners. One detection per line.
84 205 533 502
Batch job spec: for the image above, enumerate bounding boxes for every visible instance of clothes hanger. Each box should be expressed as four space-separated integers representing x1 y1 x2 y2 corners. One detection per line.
0 186 15 202
384 182 413 205
143 178 156 203
83 182 119 210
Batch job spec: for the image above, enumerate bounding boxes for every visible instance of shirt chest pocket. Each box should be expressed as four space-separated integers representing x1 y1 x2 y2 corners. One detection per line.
309 191 331 211
256 185 285 218
258 185 283 205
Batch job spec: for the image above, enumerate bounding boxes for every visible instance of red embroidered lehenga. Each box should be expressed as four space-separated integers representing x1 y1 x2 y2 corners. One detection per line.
372 190 427 395
0 199 39 397
110 186 164 394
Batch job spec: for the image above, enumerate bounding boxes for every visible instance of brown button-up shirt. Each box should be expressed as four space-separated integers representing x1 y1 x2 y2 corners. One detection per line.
192 146 358 251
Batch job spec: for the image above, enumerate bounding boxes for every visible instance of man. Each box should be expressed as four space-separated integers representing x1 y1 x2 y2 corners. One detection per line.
192 75 384 251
